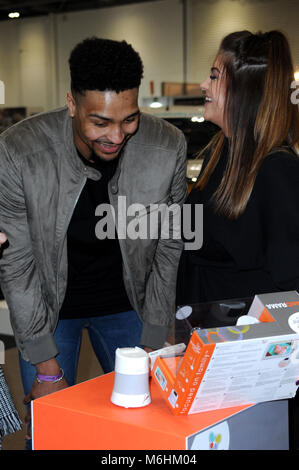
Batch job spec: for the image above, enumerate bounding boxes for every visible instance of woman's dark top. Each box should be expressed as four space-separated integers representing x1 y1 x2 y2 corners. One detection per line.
176 141 299 305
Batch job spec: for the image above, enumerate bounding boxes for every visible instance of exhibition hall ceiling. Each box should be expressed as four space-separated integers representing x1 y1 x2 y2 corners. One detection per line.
0 0 160 21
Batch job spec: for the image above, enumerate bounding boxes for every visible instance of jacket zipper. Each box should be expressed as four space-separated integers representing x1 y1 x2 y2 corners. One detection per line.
54 176 87 329
108 185 141 318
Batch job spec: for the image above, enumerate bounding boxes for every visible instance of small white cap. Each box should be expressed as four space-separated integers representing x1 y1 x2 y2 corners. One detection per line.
236 315 260 325
114 347 149 375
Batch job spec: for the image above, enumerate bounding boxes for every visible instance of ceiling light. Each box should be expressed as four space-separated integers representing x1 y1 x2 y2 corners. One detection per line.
150 102 163 109
149 97 163 109
8 12 20 18
191 116 204 123
294 71 299 81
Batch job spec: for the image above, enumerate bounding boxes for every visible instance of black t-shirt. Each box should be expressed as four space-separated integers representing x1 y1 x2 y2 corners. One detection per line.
59 151 132 319
177 141 299 305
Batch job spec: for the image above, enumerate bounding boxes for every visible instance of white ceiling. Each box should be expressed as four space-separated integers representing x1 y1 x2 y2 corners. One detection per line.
0 0 160 21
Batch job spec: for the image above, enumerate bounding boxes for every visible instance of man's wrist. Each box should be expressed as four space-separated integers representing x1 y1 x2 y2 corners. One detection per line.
35 358 60 376
36 368 64 384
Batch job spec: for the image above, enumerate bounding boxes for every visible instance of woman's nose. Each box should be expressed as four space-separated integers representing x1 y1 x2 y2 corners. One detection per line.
200 75 210 93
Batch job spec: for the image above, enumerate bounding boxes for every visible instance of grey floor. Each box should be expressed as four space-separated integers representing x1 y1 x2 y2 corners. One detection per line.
1 330 104 450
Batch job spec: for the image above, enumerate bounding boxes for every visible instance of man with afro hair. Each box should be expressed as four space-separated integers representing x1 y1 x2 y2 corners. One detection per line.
0 37 187 446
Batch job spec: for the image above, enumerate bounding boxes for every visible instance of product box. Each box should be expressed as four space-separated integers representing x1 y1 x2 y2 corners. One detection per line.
153 291 299 415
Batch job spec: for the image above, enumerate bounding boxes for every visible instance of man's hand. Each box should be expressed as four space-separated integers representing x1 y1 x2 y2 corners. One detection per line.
0 232 7 257
24 374 68 404
23 377 68 440
23 358 68 440
25 357 69 403
0 232 7 244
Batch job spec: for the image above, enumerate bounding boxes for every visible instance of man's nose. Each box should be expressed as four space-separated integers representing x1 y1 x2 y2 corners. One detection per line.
107 125 125 144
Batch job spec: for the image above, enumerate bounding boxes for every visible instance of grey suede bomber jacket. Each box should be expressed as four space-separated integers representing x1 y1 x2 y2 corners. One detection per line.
0 107 187 364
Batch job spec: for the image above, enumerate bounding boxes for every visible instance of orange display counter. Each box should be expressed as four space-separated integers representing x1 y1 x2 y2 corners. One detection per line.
31 372 289 450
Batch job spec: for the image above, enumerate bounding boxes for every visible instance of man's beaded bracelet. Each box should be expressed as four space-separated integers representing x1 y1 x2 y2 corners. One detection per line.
36 368 64 384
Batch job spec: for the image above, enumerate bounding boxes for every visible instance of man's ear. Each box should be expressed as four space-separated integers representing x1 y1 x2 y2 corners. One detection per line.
66 92 76 117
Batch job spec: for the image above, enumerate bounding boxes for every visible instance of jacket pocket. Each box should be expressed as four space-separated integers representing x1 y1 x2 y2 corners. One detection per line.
133 195 170 219
126 194 177 243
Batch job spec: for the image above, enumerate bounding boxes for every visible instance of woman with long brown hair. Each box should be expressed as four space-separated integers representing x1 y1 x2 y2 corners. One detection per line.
177 30 299 304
